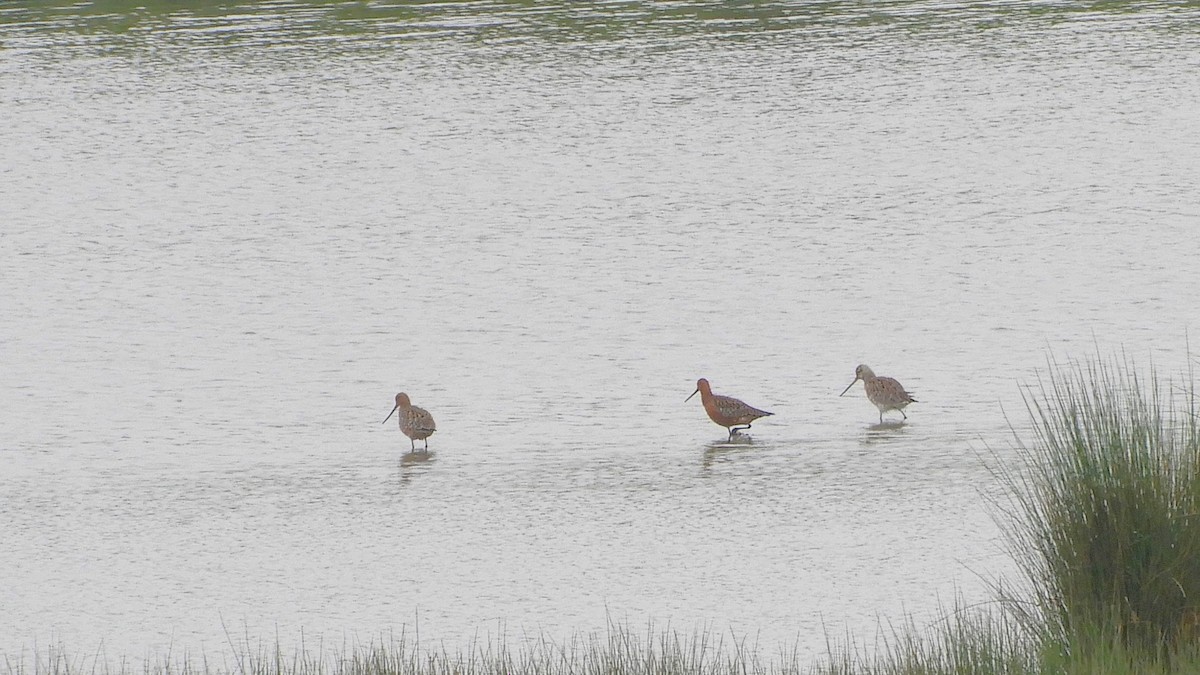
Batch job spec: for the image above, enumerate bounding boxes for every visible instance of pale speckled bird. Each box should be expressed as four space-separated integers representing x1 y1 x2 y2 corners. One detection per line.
839 364 917 424
382 392 436 451
686 378 774 439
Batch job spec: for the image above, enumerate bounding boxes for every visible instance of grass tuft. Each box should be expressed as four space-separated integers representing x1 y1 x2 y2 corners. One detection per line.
813 604 1036 675
1000 354 1200 660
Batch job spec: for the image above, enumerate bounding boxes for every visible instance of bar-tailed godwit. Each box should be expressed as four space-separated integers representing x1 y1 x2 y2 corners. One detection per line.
839 365 917 423
382 392 436 451
686 378 773 439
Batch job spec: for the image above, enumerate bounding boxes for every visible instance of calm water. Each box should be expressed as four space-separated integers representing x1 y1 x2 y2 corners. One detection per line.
3 0 1200 665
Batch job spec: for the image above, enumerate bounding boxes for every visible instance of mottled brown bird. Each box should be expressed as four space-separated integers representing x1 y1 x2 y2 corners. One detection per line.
839 364 917 424
686 378 773 439
382 392 437 451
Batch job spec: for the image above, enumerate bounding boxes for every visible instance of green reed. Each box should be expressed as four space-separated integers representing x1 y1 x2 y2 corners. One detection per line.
1000 354 1200 660
813 605 1036 675
4 624 784 675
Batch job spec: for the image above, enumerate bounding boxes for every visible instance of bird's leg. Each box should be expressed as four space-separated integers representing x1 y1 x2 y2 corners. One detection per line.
900 409 908 420
730 425 751 437
410 438 416 451
878 411 884 424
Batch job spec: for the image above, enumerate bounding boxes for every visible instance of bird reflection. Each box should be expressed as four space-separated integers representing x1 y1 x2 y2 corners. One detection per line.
860 420 909 447
396 449 436 485
701 436 757 471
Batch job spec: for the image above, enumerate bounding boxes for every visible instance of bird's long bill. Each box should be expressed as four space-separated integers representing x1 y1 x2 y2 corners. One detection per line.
685 387 699 402
838 379 859 397
382 404 399 424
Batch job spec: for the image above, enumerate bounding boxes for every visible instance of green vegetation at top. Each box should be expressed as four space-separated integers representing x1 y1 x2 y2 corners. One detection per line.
1 0 1185 54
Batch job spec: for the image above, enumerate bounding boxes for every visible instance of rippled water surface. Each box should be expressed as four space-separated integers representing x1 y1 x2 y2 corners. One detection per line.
3 0 1200 665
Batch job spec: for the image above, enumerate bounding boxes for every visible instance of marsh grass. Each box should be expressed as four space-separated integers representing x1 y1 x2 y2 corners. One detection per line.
3 624 785 675
998 354 1200 661
813 605 1036 675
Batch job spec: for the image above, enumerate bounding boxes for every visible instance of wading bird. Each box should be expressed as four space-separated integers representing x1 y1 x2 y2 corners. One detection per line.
839 365 917 424
383 392 436 451
686 378 773 440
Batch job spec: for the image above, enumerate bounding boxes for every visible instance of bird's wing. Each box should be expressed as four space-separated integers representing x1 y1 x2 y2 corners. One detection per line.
408 407 437 432
714 394 772 419
878 377 916 403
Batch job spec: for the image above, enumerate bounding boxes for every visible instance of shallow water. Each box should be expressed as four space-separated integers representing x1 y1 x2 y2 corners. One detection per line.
3 0 1200 665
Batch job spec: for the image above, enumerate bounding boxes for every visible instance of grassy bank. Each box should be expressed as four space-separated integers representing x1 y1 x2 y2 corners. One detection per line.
10 354 1200 675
